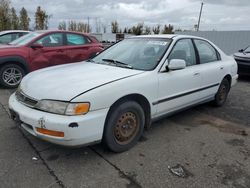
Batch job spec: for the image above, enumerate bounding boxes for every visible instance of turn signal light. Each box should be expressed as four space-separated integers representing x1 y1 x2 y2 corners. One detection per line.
36 127 64 137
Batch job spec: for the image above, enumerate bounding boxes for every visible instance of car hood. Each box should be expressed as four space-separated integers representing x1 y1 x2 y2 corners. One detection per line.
20 62 144 101
234 52 250 59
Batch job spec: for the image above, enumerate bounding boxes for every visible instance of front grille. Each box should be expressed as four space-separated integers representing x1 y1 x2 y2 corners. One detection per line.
15 90 38 108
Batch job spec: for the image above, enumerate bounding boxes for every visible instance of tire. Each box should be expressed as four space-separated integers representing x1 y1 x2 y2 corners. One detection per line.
0 64 25 88
213 78 230 107
103 101 145 152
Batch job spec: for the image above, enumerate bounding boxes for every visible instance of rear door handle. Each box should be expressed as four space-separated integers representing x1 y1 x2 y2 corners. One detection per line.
220 67 224 70
194 72 200 76
56 49 64 53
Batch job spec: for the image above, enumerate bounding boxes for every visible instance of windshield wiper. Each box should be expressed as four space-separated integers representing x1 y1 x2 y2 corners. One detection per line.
86 59 95 62
102 58 133 69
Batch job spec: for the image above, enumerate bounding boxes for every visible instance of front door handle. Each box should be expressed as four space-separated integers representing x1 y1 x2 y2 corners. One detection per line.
220 67 224 70
56 49 63 53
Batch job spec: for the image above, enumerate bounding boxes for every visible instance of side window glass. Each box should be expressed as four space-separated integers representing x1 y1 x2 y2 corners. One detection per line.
0 34 12 44
36 33 63 47
11 33 19 41
66 34 87 45
194 40 218 64
169 39 196 66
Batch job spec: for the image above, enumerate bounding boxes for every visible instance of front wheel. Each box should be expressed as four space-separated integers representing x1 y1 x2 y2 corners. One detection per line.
103 101 145 152
0 64 25 88
213 78 230 107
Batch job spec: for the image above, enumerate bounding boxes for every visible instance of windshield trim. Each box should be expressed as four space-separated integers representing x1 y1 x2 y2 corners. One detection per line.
244 46 250 53
92 37 173 71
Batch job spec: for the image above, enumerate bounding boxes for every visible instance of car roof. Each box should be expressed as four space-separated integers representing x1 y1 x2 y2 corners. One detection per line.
32 30 90 36
0 30 30 35
132 34 206 40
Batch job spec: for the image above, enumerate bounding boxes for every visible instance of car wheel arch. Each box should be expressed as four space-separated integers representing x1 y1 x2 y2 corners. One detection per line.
0 56 29 73
103 94 151 134
223 74 232 89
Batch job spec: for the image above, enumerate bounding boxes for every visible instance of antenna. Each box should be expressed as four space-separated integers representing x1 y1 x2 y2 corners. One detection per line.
197 2 204 31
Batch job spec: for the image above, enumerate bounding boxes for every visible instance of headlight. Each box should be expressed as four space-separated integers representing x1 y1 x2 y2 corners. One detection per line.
35 100 90 115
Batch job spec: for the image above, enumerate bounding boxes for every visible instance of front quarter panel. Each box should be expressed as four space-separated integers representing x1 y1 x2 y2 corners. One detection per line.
71 71 158 117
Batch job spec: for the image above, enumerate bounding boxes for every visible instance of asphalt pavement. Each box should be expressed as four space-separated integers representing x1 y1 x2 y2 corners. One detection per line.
0 77 250 188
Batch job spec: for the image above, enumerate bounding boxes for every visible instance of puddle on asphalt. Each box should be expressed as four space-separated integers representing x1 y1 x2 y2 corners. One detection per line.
197 118 248 136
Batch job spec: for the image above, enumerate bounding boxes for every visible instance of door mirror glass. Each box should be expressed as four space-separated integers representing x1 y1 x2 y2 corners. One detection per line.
238 49 244 53
168 59 186 70
30 43 43 49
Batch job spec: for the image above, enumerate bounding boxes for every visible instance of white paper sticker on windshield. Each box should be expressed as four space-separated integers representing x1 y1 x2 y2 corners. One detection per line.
147 41 168 46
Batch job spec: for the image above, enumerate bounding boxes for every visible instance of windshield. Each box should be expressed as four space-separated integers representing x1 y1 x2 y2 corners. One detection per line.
92 38 171 71
244 46 250 53
9 32 42 45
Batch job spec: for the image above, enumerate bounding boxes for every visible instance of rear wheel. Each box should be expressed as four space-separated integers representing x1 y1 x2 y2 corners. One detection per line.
213 78 230 107
0 64 25 88
103 101 145 152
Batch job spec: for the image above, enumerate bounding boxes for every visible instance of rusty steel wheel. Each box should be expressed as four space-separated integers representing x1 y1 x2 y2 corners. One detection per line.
103 101 145 153
114 111 140 145
214 78 230 107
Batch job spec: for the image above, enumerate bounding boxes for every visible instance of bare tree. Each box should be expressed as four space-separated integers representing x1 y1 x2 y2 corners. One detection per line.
161 24 174 34
152 25 161 34
111 21 119 33
144 25 151 35
68 20 77 31
58 21 66 30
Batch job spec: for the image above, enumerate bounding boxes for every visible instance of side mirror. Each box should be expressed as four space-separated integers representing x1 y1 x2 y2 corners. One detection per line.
238 49 244 53
30 43 43 49
168 59 186 70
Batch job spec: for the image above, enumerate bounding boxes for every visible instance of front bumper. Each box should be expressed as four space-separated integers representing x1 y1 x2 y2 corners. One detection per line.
235 60 250 76
8 93 109 146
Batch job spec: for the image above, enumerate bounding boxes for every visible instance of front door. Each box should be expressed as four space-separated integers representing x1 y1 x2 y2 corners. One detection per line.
29 33 71 70
155 39 202 116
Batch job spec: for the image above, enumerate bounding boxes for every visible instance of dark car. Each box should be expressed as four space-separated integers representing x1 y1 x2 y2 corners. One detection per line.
0 30 104 88
0 30 29 44
234 46 250 76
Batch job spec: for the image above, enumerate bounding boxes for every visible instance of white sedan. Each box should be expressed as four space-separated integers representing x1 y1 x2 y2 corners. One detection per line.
9 35 238 152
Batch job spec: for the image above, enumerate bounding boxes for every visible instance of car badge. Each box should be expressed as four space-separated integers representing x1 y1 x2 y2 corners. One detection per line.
38 117 46 129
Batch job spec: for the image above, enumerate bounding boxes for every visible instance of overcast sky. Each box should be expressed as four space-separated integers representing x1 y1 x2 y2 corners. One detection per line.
11 0 250 32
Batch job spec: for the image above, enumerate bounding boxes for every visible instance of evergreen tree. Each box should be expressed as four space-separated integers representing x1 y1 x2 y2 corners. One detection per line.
19 7 30 30
0 0 11 31
35 6 50 30
131 23 144 35
10 7 19 29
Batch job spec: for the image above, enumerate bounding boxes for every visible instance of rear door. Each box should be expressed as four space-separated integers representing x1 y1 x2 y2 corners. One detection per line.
65 33 94 62
193 39 225 99
29 33 71 70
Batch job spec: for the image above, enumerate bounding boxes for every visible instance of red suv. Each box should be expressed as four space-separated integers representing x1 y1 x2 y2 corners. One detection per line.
0 30 103 88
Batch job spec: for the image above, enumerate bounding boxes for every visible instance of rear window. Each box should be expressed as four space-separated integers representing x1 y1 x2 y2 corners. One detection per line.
66 33 88 45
